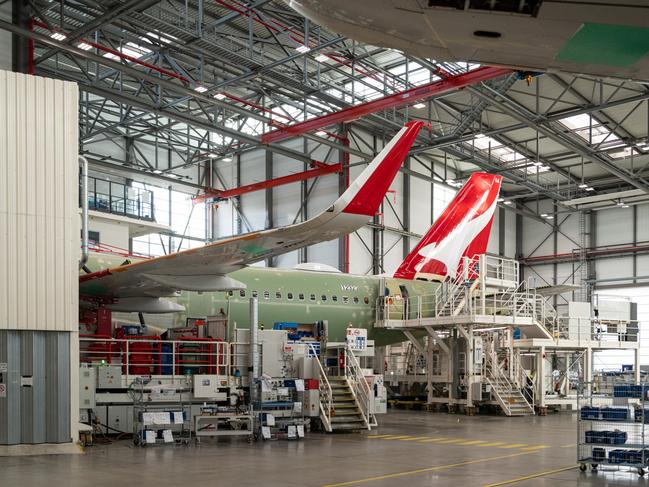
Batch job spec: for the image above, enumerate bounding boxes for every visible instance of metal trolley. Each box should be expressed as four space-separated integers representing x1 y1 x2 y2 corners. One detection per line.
578 381 649 476
130 378 192 446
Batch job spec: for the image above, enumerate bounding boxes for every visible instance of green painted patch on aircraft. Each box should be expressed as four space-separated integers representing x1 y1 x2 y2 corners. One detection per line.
556 23 649 67
241 244 270 256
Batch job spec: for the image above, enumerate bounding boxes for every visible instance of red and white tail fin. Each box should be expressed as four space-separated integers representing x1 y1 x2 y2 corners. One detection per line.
394 172 502 281
335 121 423 216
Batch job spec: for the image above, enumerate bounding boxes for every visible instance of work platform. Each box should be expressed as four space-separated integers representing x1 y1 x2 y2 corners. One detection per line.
375 254 640 417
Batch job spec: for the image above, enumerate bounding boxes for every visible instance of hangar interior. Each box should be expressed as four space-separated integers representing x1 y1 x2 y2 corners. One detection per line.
1 1 649 486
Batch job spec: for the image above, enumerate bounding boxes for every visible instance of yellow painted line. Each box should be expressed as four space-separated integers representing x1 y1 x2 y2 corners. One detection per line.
561 443 576 448
322 451 536 487
381 435 412 440
455 440 488 446
418 437 448 443
367 434 395 439
521 445 549 451
482 465 578 487
479 442 506 447
436 438 467 444
399 437 430 441
499 443 527 449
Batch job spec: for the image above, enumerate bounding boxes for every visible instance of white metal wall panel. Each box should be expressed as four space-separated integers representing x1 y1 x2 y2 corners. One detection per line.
0 71 79 331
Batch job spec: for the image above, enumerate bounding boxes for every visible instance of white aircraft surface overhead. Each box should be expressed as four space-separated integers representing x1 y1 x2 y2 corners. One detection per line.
288 0 649 82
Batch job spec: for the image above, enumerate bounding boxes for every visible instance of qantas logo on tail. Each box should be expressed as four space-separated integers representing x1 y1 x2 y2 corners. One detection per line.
394 173 502 281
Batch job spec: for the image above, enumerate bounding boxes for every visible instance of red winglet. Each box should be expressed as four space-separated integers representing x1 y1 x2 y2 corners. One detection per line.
341 121 423 216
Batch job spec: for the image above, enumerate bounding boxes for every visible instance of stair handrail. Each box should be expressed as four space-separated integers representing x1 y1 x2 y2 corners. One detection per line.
343 344 372 430
512 351 535 412
308 342 333 432
483 351 512 416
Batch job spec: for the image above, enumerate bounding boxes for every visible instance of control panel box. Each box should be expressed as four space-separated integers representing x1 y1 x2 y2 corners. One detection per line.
79 366 96 408
97 365 123 389
193 374 229 400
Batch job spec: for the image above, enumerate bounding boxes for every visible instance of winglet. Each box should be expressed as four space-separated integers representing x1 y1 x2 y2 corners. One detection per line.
335 121 423 216
394 172 502 280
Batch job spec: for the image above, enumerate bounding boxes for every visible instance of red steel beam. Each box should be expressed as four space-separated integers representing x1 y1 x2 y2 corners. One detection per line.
193 162 342 204
261 66 512 144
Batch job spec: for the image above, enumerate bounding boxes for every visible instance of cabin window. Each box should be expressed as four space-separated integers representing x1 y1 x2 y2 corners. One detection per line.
287 292 294 300
364 296 369 304
342 296 349 304
309 294 316 302
252 290 258 298
239 290 246 297
275 291 282 299
353 297 359 304
321 295 327 302
332 295 338 302
263 290 270 300
298 293 305 301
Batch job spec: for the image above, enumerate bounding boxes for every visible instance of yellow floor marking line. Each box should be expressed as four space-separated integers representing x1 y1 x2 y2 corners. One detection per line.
499 443 527 449
479 441 506 447
482 465 578 487
399 437 431 441
520 445 549 451
367 435 395 439
561 443 576 448
381 435 412 440
418 437 448 443
436 438 467 444
456 440 488 446
322 451 536 487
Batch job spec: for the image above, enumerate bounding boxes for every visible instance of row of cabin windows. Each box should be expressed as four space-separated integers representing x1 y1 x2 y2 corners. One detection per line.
228 289 369 305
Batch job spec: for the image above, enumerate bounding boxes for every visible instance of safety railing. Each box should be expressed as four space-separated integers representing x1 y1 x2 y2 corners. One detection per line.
343 344 372 430
483 347 534 416
79 337 248 383
512 351 535 412
82 175 155 221
308 343 333 432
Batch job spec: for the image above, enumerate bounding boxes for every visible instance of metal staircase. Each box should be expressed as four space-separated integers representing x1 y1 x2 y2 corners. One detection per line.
483 344 534 416
327 377 371 431
313 344 372 433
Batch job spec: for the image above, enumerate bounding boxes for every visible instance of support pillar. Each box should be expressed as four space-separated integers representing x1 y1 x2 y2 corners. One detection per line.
537 346 546 409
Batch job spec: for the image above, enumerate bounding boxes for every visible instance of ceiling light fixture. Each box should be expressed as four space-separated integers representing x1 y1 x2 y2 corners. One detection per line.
578 183 588 189
222 156 233 162
51 33 67 41
413 102 426 109
315 54 328 62
296 45 310 53
194 85 208 93
585 187 595 191
77 42 93 51
315 130 327 137
213 93 227 100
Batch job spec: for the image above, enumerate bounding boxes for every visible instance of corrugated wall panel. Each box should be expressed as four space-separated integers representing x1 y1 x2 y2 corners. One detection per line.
0 330 70 444
0 70 78 332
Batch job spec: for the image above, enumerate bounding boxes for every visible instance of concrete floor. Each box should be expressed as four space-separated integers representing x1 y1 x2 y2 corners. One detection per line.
1 411 647 486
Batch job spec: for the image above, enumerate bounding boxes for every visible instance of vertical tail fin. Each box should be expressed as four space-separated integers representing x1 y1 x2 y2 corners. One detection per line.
394 172 502 280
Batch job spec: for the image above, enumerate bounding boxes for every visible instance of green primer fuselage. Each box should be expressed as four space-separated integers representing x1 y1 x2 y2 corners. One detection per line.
86 253 439 345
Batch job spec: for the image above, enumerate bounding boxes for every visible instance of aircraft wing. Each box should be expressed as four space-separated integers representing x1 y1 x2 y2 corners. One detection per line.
80 121 423 308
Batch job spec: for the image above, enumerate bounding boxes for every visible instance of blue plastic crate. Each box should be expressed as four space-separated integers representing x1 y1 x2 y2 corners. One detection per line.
593 447 606 461
601 407 629 421
609 449 627 464
581 407 601 420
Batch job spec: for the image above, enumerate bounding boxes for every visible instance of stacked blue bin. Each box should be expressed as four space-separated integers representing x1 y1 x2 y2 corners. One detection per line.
585 430 627 444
